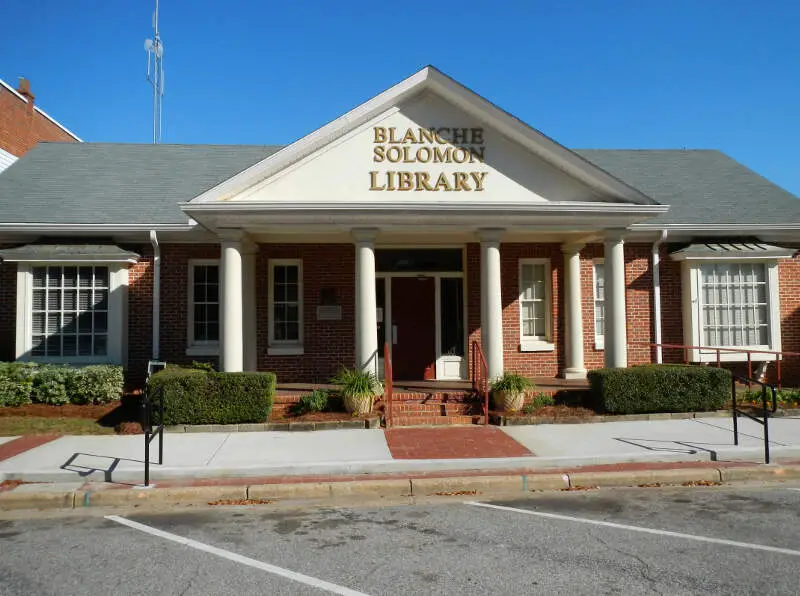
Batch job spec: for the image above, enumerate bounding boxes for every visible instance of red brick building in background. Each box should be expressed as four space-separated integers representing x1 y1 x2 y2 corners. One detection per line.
0 78 81 173
0 67 798 391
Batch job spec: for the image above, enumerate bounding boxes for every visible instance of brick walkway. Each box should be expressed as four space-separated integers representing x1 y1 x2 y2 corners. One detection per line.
384 426 533 459
0 435 61 463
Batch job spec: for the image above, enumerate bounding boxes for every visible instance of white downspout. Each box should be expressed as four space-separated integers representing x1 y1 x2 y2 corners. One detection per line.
149 230 161 361
652 229 668 363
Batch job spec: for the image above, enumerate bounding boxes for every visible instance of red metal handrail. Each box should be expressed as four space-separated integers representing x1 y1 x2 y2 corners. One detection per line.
471 340 489 425
644 342 800 389
383 341 393 428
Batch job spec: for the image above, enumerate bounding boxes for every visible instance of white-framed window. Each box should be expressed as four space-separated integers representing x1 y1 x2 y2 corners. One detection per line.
16 263 128 364
268 259 303 355
593 260 605 349
699 263 768 347
680 259 784 362
187 260 220 356
518 259 553 352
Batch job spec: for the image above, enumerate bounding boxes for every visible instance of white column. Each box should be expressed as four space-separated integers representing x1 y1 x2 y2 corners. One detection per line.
220 232 244 372
480 229 504 380
604 232 627 368
242 243 258 372
562 243 586 379
353 229 378 375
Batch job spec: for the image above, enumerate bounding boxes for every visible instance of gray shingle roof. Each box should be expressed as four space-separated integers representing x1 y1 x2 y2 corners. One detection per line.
575 149 800 227
0 244 140 262
0 143 797 228
0 142 281 224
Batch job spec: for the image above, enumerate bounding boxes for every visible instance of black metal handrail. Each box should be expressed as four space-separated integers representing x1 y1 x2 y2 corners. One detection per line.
141 382 165 487
731 374 778 464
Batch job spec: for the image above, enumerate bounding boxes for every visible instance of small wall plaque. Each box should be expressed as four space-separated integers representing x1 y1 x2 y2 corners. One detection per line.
317 305 342 321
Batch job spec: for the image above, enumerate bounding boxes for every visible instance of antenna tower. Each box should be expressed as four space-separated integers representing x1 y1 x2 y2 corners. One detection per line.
144 0 164 143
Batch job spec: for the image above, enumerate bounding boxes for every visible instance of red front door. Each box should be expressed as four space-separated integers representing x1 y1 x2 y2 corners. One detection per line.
391 276 436 380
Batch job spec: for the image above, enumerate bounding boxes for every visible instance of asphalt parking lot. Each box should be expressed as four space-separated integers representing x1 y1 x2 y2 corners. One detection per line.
2 482 800 595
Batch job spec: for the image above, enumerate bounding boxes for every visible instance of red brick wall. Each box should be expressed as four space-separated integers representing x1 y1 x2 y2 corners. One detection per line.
0 248 17 362
157 244 220 371
257 244 356 383
778 252 800 386
0 85 78 157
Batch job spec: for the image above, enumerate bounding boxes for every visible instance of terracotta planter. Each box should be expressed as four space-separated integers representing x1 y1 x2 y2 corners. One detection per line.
493 390 525 412
343 393 374 415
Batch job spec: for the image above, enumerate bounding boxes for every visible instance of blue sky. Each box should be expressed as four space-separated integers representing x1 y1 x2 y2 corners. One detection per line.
3 0 799 195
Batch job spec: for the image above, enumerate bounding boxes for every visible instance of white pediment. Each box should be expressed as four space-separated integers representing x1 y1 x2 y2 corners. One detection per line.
188 66 657 208
234 93 609 205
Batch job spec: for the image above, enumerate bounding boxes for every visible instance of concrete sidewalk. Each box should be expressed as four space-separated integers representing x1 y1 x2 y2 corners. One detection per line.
0 417 798 484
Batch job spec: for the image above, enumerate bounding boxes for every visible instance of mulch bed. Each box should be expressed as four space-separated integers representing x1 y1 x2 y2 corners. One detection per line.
0 403 119 419
269 410 375 423
493 405 598 419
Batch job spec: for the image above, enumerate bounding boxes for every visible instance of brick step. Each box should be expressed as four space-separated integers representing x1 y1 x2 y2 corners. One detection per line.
392 403 481 414
391 392 476 402
389 415 484 427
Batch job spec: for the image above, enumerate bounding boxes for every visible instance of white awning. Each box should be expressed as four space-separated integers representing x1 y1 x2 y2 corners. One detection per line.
670 242 795 261
0 244 140 263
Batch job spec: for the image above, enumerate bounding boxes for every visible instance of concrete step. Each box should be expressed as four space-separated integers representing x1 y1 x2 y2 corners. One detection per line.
389 415 484 427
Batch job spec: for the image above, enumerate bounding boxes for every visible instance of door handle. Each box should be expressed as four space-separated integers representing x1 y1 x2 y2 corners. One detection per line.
392 325 398 345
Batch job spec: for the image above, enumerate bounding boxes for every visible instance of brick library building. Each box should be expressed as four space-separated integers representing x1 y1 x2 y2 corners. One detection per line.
0 67 798 389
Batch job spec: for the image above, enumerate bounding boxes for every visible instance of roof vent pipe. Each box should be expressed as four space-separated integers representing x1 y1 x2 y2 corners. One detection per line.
652 229 668 363
149 230 161 361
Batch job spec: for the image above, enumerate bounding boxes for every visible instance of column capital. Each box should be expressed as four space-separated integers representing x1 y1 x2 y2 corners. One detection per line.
241 239 259 255
478 228 505 243
217 228 245 243
561 242 585 255
603 229 627 244
351 228 380 243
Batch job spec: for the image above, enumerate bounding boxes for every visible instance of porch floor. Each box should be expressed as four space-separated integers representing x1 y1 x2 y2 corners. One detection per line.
275 377 589 397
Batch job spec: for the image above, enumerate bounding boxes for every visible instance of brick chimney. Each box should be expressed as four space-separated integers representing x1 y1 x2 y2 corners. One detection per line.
16 78 35 114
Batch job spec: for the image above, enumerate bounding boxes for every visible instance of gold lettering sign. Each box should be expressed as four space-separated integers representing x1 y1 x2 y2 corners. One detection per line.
369 126 488 192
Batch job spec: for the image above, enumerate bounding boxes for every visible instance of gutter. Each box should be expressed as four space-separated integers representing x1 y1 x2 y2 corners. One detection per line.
652 229 668 363
149 230 161 361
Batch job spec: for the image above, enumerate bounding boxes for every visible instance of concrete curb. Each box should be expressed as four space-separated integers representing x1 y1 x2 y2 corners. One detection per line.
164 417 381 433
4 464 799 513
6 443 800 484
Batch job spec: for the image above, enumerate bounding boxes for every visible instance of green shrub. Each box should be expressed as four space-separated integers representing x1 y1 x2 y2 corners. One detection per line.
587 365 730 414
332 368 381 398
295 389 329 414
0 362 37 406
150 368 276 425
67 365 124 405
522 392 554 414
31 366 73 405
740 387 800 408
490 372 534 394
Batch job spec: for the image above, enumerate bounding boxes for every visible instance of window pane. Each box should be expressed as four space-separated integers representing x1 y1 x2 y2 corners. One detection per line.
32 313 45 334
78 290 91 310
78 335 92 356
206 283 219 303
94 312 108 333
63 290 77 311
63 335 77 356
93 289 108 310
206 304 219 323
94 267 109 288
78 312 93 333
274 266 286 284
193 282 206 303
47 267 61 287
47 313 60 334
47 290 61 310
63 267 78 287
286 323 299 341
46 335 60 354
78 267 92 287
33 267 47 288
207 322 219 342
63 313 76 334
286 305 299 324
286 266 298 284
206 266 218 284
32 290 46 310
274 304 287 323
94 335 107 356
31 336 45 356
286 284 298 303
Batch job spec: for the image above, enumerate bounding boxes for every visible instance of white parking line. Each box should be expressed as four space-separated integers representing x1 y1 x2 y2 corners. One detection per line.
106 515 370 595
465 502 800 557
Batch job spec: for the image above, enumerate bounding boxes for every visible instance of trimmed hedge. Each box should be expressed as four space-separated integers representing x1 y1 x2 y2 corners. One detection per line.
149 368 276 425
587 365 731 414
0 363 124 406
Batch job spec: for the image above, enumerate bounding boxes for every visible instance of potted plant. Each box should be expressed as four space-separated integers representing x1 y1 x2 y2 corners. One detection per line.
332 368 382 415
490 372 533 412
